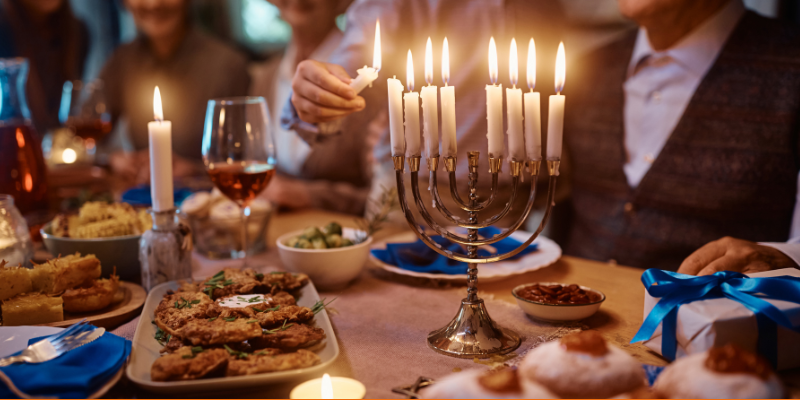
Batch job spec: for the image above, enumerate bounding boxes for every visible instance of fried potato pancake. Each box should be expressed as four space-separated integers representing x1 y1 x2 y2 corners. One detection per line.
154 292 216 336
261 272 309 293
225 349 320 376
175 318 263 346
250 323 326 350
151 347 228 382
255 305 315 328
202 268 268 299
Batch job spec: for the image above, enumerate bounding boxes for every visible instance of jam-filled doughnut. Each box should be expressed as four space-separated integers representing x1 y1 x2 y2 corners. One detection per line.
518 331 646 398
420 368 556 399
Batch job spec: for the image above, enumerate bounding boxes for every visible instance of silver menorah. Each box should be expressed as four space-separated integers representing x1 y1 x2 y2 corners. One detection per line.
393 152 559 358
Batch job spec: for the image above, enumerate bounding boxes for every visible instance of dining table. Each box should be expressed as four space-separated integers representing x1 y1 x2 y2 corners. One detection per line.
87 208 799 398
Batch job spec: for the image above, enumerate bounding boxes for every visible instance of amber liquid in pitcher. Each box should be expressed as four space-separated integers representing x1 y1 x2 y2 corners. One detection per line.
0 124 48 214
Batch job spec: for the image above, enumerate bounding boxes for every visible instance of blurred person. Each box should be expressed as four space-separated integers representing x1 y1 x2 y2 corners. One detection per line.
0 0 89 135
563 0 800 273
280 0 566 221
250 0 371 215
100 0 249 186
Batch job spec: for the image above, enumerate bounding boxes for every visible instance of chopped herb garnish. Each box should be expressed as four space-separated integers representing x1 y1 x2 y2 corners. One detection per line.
224 317 237 322
270 271 286 275
247 320 258 324
237 297 247 302
255 273 264 279
173 296 197 310
222 279 234 286
223 344 250 359
208 317 218 322
252 307 264 313
154 326 167 345
311 297 337 315
268 305 281 312
191 300 201 304
254 350 267 356
182 346 204 359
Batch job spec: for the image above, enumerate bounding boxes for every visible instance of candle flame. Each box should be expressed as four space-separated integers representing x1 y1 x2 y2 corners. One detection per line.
373 19 381 71
406 49 415 92
509 38 518 87
488 37 498 85
527 38 536 90
153 86 163 121
321 374 333 399
442 37 450 85
425 37 433 85
555 41 565 94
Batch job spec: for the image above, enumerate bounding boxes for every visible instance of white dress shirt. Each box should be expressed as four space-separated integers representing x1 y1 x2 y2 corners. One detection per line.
623 0 800 265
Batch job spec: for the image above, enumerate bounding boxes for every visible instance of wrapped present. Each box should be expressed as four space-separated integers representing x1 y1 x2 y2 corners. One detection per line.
631 268 800 370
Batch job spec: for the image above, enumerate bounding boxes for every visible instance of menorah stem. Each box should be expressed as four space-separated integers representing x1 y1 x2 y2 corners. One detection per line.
466 151 480 302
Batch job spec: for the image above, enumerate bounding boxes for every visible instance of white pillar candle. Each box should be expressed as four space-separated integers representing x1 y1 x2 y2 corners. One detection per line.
349 20 381 94
486 37 503 159
506 38 524 161
147 86 174 212
420 37 439 159
387 76 405 157
524 38 542 161
440 37 457 158
547 42 566 160
404 50 421 157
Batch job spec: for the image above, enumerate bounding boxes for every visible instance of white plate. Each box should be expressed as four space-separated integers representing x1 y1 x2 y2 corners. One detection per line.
0 326 123 399
370 230 562 282
126 279 339 393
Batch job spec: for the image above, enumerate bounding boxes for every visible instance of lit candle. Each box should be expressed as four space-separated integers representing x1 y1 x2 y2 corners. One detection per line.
524 38 542 161
486 37 503 159
547 42 565 161
350 20 381 93
290 374 366 399
404 50 421 157
147 86 174 212
387 74 405 157
506 38 524 161
420 37 439 159
440 37 457 158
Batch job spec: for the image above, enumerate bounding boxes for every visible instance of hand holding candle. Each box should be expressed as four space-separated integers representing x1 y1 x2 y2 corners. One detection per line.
404 50 421 157
440 37 457 158
147 86 174 212
420 37 440 159
505 38 524 161
349 20 381 93
486 37 504 159
547 42 566 161
524 38 542 161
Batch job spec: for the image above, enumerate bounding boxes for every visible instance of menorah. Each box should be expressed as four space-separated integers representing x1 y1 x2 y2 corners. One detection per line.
393 153 559 358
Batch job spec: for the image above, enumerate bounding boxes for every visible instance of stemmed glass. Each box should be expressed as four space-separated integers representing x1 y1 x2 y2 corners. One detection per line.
202 97 275 267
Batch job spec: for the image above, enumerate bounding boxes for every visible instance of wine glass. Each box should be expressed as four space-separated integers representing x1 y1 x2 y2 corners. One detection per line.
202 97 275 267
60 80 112 143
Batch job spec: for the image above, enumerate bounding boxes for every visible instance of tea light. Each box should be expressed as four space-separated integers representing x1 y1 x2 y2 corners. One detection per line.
290 374 366 399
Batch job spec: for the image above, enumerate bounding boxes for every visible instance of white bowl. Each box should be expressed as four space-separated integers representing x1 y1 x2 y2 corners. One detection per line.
512 282 606 322
276 227 372 291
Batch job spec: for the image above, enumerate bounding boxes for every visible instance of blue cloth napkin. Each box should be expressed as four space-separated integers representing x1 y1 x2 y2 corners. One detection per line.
0 327 131 399
371 226 538 274
121 185 194 207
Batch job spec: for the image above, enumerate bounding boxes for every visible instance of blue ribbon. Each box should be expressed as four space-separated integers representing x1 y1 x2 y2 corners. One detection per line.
630 269 800 367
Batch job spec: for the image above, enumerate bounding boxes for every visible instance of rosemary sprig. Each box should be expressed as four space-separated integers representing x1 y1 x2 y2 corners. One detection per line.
355 186 399 243
311 297 337 315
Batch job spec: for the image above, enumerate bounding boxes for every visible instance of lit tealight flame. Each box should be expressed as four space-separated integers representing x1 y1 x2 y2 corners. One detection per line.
153 86 163 121
488 37 498 85
61 148 77 164
527 38 536 90
425 37 433 85
509 38 518 88
442 37 450 86
321 374 333 399
406 49 415 92
373 20 381 71
555 41 565 94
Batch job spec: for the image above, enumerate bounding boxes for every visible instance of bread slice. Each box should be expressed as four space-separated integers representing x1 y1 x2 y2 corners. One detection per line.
1 293 64 326
30 253 102 294
0 261 33 301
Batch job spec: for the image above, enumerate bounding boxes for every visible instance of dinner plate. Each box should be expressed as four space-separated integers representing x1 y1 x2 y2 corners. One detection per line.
370 230 562 282
0 326 124 399
41 281 147 329
126 279 339 393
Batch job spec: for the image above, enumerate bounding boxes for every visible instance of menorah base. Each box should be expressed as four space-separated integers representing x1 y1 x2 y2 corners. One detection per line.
426 298 521 358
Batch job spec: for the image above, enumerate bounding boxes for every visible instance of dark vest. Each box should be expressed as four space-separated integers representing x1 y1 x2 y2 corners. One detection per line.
564 12 800 270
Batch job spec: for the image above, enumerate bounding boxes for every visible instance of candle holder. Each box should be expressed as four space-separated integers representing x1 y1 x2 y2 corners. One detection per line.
393 151 559 358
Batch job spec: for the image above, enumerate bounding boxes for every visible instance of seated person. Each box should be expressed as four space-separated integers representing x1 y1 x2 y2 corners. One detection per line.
100 0 250 185
250 0 370 215
563 0 799 274
0 0 89 135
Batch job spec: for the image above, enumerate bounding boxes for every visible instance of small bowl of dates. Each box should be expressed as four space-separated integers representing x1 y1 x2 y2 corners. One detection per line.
512 282 606 322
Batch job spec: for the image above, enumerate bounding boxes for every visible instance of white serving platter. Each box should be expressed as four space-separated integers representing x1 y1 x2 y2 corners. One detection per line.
126 279 339 393
370 230 562 282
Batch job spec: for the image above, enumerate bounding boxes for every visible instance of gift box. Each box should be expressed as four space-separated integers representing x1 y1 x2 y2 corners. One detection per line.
633 268 800 370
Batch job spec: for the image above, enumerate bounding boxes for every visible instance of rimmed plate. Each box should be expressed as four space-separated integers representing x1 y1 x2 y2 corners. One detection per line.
0 326 124 398
370 230 562 282
126 279 339 393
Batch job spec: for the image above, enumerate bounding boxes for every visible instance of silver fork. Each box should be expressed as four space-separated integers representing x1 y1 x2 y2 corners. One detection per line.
0 320 98 367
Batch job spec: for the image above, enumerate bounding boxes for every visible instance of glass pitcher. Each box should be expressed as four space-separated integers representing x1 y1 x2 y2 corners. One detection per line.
0 58 48 215
0 195 33 267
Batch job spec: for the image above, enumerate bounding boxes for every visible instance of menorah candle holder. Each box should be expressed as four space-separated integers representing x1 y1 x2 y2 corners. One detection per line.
393 151 559 358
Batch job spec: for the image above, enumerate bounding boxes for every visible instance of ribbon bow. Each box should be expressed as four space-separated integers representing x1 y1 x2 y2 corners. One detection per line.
630 269 800 367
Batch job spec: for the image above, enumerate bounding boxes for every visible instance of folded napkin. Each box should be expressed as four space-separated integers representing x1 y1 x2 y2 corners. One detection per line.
0 327 131 399
122 185 193 207
371 227 538 274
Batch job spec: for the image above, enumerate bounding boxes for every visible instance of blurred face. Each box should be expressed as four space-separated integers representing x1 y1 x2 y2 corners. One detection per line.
269 0 339 31
125 0 189 40
617 0 693 24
